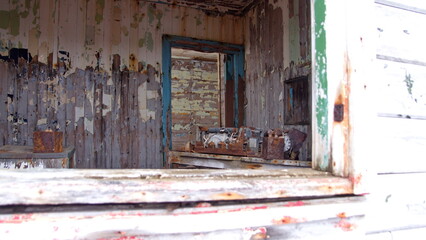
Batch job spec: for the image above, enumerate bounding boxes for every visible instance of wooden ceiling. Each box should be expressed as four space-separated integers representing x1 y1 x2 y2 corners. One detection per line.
142 0 260 16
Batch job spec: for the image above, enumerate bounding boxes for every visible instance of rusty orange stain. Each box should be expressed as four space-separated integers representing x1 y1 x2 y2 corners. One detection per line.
97 236 143 240
318 185 334 192
245 164 262 169
272 216 304 225
335 219 356 232
211 192 245 200
350 174 362 185
180 195 189 200
274 190 287 197
337 212 347 218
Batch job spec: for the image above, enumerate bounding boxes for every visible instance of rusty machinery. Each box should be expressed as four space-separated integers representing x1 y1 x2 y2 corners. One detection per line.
192 126 307 160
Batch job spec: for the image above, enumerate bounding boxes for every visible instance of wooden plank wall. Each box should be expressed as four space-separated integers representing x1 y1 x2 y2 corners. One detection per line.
374 0 426 173
0 61 162 169
244 0 311 160
171 57 220 150
367 1 426 238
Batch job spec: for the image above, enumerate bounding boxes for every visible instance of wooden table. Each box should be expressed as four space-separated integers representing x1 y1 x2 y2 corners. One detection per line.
0 145 75 169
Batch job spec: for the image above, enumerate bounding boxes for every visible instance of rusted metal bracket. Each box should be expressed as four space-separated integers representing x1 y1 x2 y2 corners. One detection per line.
334 104 344 122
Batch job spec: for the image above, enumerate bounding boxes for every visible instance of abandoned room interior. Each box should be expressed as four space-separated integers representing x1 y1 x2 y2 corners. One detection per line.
0 0 314 170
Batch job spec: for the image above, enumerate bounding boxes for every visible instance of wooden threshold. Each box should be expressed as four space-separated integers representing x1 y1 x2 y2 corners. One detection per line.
169 151 312 169
0 167 353 205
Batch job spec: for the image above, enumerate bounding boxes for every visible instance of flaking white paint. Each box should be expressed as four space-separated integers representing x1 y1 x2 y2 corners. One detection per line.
37 118 47 126
102 94 112 117
84 117 94 134
75 107 84 123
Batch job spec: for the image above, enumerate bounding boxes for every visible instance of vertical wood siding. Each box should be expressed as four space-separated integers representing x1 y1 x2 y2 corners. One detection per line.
0 61 162 169
244 0 311 160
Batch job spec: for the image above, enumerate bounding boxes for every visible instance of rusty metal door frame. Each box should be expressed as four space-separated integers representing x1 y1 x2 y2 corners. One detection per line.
162 35 244 164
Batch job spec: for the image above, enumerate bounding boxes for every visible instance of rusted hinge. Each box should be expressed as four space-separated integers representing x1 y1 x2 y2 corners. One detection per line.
334 104 344 122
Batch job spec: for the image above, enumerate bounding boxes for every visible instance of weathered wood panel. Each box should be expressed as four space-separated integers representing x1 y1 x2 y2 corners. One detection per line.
374 2 426 174
366 173 426 236
376 59 426 117
0 168 353 205
374 117 426 173
244 0 311 161
376 3 426 64
0 61 162 169
0 196 365 240
171 57 220 150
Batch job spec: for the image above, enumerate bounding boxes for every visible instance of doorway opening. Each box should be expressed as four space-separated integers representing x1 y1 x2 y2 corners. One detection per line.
170 48 224 151
162 35 245 161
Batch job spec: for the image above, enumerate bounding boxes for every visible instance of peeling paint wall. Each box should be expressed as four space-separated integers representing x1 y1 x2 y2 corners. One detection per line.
0 0 244 76
0 0 244 168
244 0 311 160
171 57 220 150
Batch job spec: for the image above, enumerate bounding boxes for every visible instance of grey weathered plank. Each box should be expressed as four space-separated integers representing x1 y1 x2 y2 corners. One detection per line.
93 72 104 168
26 63 38 146
151 66 162 169
102 74 113 169
35 64 48 132
111 68 122 169
6 62 17 144
16 61 28 145
119 70 130 168
138 73 148 168
129 72 138 168
0 62 8 145
147 65 161 168
56 69 67 142
84 69 95 168
74 69 86 168
65 71 76 155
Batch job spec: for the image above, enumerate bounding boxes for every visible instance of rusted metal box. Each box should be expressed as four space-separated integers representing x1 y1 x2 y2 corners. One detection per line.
262 129 285 160
33 131 64 153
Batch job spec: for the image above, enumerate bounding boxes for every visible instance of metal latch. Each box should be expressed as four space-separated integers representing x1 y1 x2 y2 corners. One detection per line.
334 104 344 122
